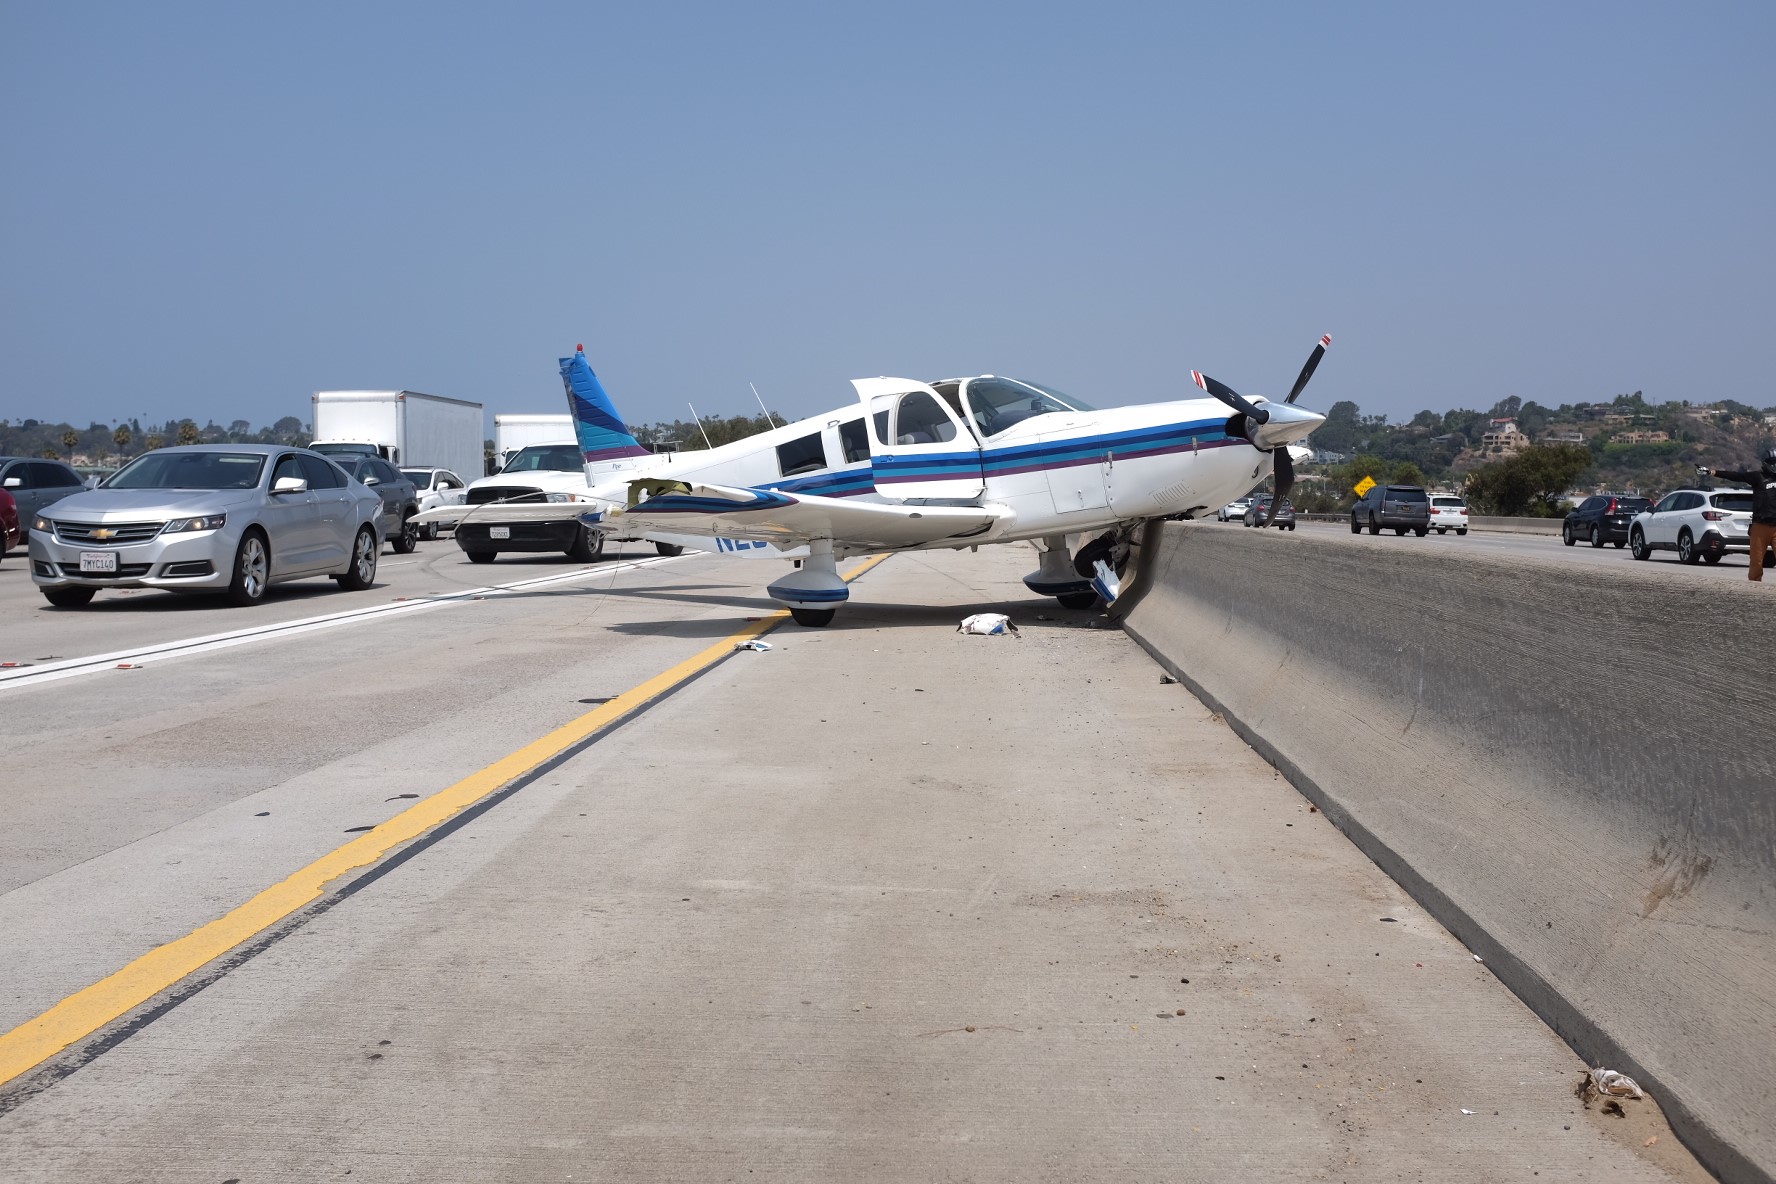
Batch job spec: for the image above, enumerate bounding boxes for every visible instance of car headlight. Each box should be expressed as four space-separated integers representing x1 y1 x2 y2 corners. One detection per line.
163 513 227 533
33 515 50 532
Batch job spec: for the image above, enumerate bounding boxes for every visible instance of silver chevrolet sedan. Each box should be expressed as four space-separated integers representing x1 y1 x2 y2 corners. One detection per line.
28 445 383 608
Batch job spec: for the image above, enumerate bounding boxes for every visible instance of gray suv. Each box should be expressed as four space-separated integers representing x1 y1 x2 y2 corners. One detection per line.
0 457 87 541
1351 484 1431 536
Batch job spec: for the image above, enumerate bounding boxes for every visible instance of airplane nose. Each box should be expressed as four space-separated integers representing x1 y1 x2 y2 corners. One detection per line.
1248 402 1325 451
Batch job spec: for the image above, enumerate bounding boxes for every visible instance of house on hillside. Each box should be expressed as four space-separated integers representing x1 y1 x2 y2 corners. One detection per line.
1616 430 1670 445
1539 428 1588 445
1479 419 1530 456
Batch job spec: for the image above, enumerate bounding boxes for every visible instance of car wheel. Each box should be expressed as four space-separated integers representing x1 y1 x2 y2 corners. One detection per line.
1350 515 1361 535
789 607 835 627
1590 524 1604 549
335 527 379 589
654 541 683 557
565 523 604 562
1437 527 1447 534
1562 523 1575 546
1677 529 1700 565
1457 527 1468 536
225 530 271 606
1367 515 1381 536
1056 591 1099 609
42 586 96 608
1394 527 1407 536
392 512 419 554
423 521 439 542
1414 526 1428 537
1702 551 1722 565
1630 527 1650 560
466 550 497 564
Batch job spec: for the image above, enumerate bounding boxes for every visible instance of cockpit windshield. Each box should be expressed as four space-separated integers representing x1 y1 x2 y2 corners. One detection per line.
962 377 1095 437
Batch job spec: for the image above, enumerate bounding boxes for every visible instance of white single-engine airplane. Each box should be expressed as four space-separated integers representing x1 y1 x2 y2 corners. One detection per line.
419 338 1332 626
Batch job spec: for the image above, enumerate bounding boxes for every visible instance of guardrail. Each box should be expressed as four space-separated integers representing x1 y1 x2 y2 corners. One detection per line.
1116 521 1775 1184
1296 512 1562 535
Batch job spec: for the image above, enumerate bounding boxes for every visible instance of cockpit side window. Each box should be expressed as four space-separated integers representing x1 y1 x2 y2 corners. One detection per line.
893 393 959 445
963 377 1093 436
839 419 871 464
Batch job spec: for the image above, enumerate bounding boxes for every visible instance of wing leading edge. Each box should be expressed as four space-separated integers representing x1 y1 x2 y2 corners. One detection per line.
606 481 1009 550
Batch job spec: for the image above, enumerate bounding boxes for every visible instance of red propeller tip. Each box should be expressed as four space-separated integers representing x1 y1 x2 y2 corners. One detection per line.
1191 371 1206 390
1319 334 1332 347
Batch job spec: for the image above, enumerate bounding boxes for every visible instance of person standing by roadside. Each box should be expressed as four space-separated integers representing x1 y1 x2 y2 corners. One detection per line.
1701 444 1776 582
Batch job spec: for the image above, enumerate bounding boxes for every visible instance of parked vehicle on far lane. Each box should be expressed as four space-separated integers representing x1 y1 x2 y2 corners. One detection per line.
0 457 87 541
1564 494 1650 549
26 445 383 608
401 467 468 540
1429 495 1469 535
1350 484 1430 536
1629 488 1755 565
1242 496 1296 529
328 455 421 553
1218 497 1254 522
0 487 20 562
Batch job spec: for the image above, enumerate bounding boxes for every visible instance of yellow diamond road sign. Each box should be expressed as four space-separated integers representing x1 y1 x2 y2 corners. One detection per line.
1353 476 1376 498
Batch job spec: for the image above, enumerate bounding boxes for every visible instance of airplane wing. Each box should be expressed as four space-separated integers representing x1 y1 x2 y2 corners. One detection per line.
605 480 1008 550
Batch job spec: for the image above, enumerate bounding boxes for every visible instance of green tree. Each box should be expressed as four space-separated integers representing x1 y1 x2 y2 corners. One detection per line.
1462 444 1593 517
145 434 165 451
60 429 78 460
176 421 199 446
113 424 132 458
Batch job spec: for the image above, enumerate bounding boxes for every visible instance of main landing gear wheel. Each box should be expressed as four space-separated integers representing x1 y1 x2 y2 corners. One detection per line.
789 607 834 627
1056 591 1100 610
565 523 604 562
654 542 684 557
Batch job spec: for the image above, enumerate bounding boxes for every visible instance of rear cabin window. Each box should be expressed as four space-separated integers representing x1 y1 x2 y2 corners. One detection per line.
1432 497 1464 507
839 420 871 464
776 432 827 477
1712 493 1754 511
1387 487 1428 501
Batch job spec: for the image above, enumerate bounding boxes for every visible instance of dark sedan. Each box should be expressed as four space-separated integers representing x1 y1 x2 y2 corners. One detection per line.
1243 496 1296 529
1563 494 1650 549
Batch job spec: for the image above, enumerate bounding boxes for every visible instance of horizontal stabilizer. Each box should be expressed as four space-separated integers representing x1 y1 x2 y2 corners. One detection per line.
610 481 1011 550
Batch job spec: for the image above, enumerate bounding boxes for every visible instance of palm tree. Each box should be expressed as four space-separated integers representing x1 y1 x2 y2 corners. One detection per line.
113 424 132 459
61 429 79 461
176 421 199 446
145 434 165 451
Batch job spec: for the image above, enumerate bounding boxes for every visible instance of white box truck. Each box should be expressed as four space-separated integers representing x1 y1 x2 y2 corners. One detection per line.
494 414 573 472
310 390 485 481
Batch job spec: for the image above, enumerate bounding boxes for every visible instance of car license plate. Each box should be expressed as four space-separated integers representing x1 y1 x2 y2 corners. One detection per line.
490 526 510 539
79 551 118 573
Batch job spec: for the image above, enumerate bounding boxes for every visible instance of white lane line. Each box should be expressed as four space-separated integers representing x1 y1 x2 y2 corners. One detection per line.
0 557 680 693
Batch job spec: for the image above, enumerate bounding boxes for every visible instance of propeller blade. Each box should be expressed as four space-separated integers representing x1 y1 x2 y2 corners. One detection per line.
1191 370 1269 424
1283 334 1332 405
1271 445 1295 526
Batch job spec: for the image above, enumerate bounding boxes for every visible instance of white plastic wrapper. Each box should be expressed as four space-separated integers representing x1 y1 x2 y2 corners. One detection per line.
733 639 772 652
957 613 1018 636
1091 559 1120 605
1589 1068 1645 1100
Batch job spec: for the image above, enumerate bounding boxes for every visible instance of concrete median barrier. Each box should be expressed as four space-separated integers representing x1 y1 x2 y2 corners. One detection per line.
1117 521 1776 1183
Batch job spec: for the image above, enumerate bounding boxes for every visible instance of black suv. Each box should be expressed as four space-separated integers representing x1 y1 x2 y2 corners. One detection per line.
1350 484 1430 536
1563 494 1650 549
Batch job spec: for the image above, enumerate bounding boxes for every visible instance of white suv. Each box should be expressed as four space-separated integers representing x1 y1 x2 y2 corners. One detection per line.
1218 497 1254 522
1629 487 1755 565
1428 495 1469 535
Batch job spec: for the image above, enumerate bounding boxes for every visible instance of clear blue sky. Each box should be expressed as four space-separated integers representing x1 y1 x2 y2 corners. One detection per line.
4 2 1772 433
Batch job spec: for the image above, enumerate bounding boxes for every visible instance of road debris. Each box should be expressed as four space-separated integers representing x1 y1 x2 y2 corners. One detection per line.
957 613 1018 636
1159 674 1177 684
733 639 772 652
1577 1067 1646 1104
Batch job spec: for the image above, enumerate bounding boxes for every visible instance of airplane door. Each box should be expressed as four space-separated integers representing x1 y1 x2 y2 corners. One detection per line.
852 378 985 500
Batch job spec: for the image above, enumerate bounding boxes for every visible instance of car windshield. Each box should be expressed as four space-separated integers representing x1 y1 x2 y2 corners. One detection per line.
105 451 265 490
501 445 582 472
1712 493 1753 511
1432 497 1465 507
401 469 432 486
964 377 1095 437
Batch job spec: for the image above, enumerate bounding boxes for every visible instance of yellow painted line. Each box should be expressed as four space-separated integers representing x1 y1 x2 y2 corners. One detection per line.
0 553 890 1089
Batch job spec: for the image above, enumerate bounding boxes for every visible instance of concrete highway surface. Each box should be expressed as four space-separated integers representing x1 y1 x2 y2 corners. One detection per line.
0 538 1711 1181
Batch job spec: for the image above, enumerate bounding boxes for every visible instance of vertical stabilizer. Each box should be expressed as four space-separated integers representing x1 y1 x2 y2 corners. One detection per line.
560 345 650 482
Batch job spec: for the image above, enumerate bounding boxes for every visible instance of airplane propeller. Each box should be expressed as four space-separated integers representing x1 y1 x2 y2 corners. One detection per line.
1191 334 1332 526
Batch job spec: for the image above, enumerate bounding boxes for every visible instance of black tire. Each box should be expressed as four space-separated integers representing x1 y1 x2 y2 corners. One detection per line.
654 542 683 557
1414 526 1429 537
1437 528 1447 534
43 586 96 608
392 511 419 554
1457 528 1468 536
1630 527 1650 561
423 521 439 542
1589 524 1604 549
1350 515 1361 535
1367 515 1381 536
1286 524 1295 531
565 523 604 562
335 527 379 590
466 550 497 564
1562 523 1575 547
1056 591 1099 610
1613 540 1625 549
1702 551 1722 565
789 607 835 627
1677 529 1700 565
1394 527 1407 536
226 530 271 606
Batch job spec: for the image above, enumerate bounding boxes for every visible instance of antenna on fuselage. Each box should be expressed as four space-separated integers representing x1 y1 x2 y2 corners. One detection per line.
749 383 779 429
687 403 715 450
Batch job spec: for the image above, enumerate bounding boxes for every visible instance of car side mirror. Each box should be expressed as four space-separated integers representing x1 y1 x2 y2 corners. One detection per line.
1 477 18 488
272 476 309 494
363 476 380 486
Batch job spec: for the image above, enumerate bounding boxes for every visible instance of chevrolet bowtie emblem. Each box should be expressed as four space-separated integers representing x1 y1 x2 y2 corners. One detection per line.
90 528 116 540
